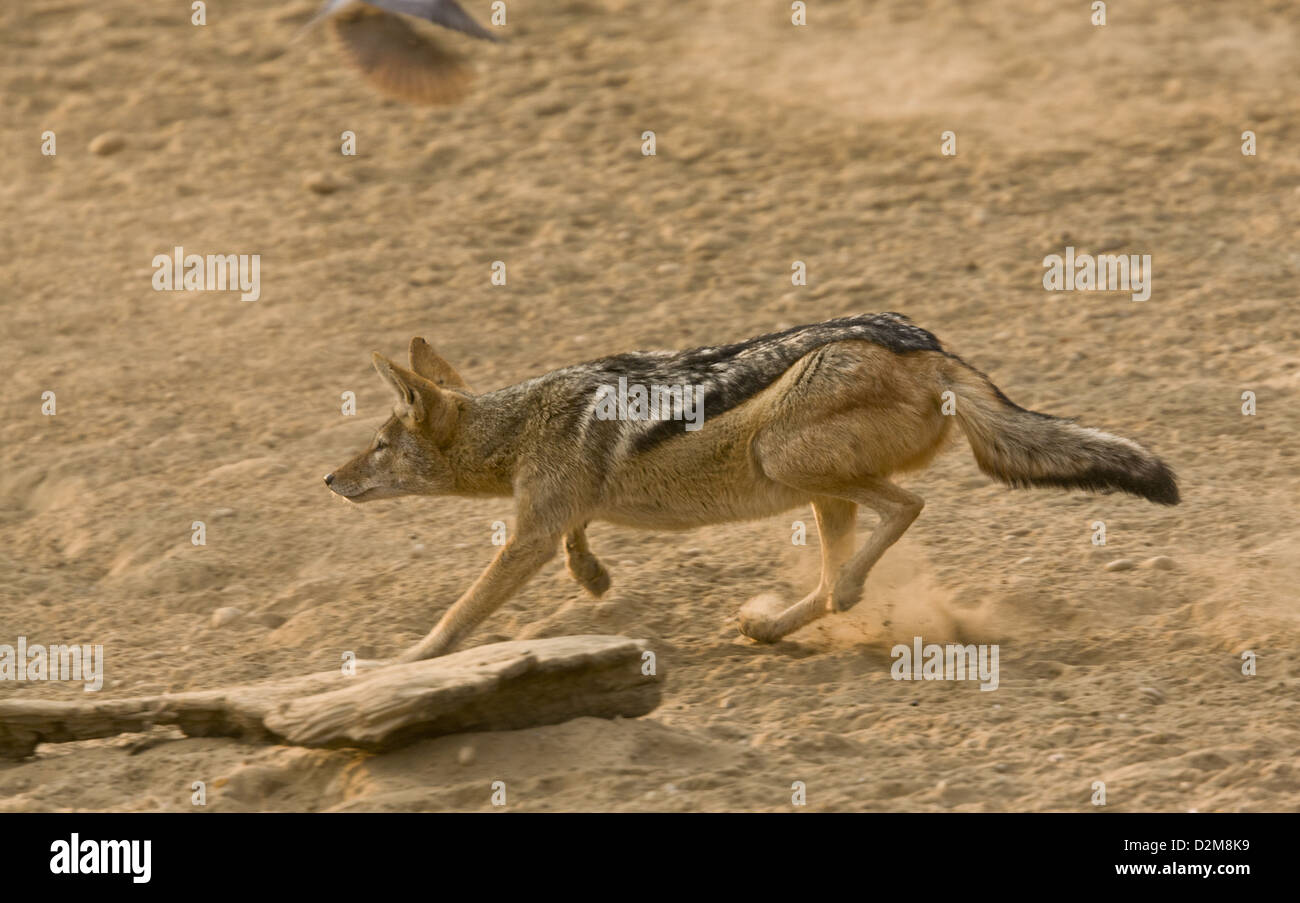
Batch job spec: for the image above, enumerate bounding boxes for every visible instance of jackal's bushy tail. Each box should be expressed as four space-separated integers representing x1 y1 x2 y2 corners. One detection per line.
944 357 1180 505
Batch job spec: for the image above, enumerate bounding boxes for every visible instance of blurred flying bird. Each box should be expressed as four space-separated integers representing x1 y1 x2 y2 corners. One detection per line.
300 0 500 105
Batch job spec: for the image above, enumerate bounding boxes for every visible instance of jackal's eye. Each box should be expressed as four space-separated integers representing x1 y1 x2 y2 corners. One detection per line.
373 438 388 451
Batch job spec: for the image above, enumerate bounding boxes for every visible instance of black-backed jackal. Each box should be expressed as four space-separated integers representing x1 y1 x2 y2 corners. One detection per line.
325 314 1179 661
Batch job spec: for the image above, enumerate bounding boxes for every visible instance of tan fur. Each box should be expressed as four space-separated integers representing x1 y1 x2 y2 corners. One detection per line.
325 327 1176 660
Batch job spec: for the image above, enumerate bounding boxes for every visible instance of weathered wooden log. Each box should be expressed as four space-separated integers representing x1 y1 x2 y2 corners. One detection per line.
0 636 660 758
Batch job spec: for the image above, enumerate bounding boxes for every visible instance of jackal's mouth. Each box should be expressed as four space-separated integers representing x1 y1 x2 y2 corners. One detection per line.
331 486 403 503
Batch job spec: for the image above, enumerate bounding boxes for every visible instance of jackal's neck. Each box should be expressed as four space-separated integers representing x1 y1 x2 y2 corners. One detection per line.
445 392 526 497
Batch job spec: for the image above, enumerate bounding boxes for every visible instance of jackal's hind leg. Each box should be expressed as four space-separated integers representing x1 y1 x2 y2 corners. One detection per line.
739 498 857 643
564 525 611 598
827 479 924 616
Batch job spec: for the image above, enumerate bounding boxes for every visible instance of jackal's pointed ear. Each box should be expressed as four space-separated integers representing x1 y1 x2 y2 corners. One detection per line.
372 353 456 438
408 337 470 391
372 353 422 418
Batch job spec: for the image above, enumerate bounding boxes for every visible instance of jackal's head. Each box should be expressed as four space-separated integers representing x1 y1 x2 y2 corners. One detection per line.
324 338 470 502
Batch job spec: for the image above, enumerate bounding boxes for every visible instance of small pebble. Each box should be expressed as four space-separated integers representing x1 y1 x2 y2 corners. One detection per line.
1142 556 1175 570
89 133 126 156
304 172 339 195
209 606 243 628
1105 558 1136 572
457 746 475 766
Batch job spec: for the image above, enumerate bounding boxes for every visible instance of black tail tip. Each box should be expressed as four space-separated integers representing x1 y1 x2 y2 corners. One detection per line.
1019 458 1181 505
1141 460 1180 505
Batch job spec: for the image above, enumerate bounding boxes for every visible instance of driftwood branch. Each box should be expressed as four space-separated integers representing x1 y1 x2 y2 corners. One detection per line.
0 636 660 759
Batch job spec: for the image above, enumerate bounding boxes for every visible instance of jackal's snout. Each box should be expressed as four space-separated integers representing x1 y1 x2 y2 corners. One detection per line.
322 448 402 502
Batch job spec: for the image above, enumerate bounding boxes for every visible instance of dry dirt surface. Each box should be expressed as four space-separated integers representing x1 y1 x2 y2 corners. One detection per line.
1 0 1298 812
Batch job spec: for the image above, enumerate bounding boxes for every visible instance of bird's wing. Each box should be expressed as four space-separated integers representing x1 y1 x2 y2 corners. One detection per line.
359 0 500 42
331 7 474 105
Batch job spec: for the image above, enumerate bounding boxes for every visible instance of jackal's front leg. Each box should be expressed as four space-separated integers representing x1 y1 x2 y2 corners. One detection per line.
564 525 611 597
396 531 561 662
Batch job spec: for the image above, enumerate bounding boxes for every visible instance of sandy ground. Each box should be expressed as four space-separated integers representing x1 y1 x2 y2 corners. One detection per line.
1 0 1298 812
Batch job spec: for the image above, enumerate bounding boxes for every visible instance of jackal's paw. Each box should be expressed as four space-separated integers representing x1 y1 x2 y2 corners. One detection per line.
830 577 864 613
566 551 611 597
569 559 612 598
393 638 452 664
581 563 612 598
738 594 787 644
